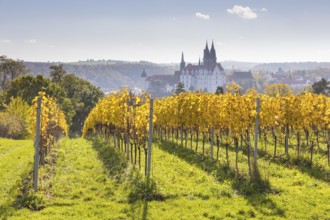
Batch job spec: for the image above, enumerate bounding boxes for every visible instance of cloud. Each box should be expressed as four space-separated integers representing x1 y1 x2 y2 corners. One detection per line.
25 39 37 44
261 8 268 12
227 5 257 20
0 39 11 43
195 12 210 20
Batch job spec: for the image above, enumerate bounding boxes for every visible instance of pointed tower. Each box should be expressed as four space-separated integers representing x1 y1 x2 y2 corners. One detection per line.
210 41 217 66
141 69 147 78
141 69 148 90
180 52 185 71
203 42 210 68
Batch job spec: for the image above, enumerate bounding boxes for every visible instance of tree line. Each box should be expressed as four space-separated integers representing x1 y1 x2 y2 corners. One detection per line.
0 56 104 137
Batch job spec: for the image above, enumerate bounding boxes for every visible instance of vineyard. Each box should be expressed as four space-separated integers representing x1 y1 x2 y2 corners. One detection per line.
83 85 330 180
1 88 330 219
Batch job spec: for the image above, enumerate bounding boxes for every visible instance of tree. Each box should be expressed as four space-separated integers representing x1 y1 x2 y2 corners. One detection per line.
2 63 104 136
254 72 270 92
50 64 66 83
0 91 6 110
312 78 330 95
175 82 185 95
264 83 292 97
4 75 66 104
58 74 104 136
3 74 76 130
60 98 76 128
0 56 27 90
215 86 224 95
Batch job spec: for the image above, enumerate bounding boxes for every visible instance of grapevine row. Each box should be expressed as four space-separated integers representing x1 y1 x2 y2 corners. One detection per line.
83 85 330 178
153 84 330 174
83 89 151 171
30 92 68 164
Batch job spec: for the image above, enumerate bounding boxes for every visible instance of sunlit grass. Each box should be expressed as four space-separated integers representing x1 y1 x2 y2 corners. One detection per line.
1 137 329 219
0 139 33 217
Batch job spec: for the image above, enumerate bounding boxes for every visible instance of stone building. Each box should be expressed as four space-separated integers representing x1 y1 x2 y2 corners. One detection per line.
179 42 226 93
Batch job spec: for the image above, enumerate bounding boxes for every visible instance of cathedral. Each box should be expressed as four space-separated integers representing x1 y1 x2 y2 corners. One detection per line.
178 42 226 93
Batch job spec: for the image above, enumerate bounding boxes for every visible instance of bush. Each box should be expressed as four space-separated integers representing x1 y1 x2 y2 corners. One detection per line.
0 112 25 139
0 97 31 139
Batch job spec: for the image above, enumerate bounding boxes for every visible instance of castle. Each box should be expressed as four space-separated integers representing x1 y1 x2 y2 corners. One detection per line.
144 41 255 96
178 41 226 93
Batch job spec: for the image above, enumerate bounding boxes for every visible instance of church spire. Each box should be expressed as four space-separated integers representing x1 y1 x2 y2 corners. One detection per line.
205 42 209 53
203 41 210 67
211 41 215 53
210 41 217 63
180 51 185 71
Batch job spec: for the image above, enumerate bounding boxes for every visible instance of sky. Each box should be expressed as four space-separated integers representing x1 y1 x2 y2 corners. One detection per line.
1 0 330 63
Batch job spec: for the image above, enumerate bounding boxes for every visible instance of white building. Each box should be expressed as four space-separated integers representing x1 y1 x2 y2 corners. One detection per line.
178 42 226 93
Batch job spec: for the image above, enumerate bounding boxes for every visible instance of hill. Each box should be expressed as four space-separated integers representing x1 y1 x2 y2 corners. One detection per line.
252 62 330 72
24 60 177 92
221 61 260 71
23 60 330 93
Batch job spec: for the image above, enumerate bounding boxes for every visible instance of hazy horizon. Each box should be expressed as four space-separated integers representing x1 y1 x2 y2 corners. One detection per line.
1 0 330 63
21 59 330 65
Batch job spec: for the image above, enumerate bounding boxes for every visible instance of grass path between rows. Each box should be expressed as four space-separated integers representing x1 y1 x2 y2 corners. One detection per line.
4 138 330 219
0 139 33 218
10 138 128 220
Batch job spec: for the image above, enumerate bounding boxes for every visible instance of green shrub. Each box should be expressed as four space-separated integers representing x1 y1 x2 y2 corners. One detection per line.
0 112 25 139
6 97 31 137
0 97 31 139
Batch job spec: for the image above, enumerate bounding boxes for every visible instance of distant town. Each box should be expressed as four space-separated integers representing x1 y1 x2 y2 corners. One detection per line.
15 42 330 97
142 41 329 97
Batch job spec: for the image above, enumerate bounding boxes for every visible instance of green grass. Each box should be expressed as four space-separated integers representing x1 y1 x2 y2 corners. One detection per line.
1 137 330 219
8 138 129 220
154 139 330 219
0 139 33 217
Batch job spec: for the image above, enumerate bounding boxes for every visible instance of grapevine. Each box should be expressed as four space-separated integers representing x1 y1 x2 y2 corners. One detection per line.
30 91 68 164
